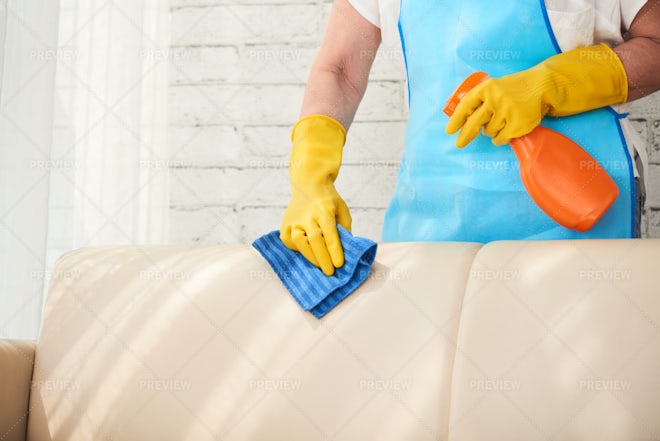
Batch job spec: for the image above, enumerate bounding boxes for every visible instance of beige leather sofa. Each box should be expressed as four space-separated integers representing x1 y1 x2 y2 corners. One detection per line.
2 239 659 441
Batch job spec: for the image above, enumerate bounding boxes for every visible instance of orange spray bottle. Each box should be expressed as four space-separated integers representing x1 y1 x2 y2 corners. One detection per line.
443 72 619 232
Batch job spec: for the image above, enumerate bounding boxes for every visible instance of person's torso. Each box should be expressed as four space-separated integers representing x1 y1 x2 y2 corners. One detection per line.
381 0 635 242
368 0 640 50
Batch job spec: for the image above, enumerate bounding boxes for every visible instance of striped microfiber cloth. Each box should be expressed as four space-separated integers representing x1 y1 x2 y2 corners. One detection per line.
251 225 378 318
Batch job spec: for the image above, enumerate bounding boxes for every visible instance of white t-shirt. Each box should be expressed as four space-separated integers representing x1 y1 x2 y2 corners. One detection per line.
348 0 649 178
348 0 647 50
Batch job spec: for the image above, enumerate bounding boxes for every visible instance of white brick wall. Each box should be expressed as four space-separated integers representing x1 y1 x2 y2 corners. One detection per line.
169 0 660 244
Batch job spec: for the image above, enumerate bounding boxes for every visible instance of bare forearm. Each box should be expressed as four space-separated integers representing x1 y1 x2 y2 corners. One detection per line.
299 0 380 130
300 60 371 129
615 0 660 102
616 38 660 101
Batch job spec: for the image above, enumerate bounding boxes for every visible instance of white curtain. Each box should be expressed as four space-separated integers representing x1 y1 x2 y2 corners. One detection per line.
0 0 60 340
0 0 170 340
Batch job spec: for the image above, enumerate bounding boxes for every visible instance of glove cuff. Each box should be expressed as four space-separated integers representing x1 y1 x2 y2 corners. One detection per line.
289 114 346 186
291 114 347 146
590 43 629 103
543 43 629 115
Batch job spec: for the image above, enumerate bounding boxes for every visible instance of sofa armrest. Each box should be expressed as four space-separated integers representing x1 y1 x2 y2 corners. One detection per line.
0 339 36 441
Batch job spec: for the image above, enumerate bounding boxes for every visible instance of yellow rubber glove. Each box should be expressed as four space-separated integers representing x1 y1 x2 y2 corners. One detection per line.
280 114 352 276
446 43 629 147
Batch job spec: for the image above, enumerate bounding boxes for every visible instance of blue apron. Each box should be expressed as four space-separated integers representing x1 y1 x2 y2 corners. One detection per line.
382 0 635 242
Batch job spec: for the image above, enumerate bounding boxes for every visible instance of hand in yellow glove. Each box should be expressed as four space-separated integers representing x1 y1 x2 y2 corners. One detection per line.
280 114 352 276
446 43 629 147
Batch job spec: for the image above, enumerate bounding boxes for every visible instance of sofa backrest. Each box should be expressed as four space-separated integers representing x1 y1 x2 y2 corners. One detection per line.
27 242 481 441
447 239 660 441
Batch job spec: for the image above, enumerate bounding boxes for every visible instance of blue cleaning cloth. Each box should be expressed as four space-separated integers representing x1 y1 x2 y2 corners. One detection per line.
252 225 378 318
